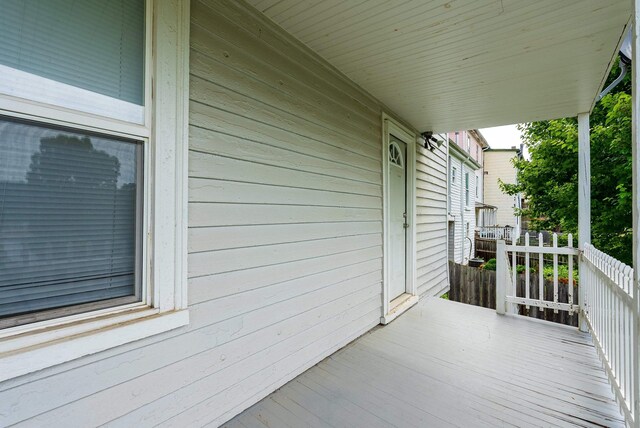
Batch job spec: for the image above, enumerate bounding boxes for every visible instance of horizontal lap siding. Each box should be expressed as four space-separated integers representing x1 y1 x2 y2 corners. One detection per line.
0 1 384 427
181 1 384 424
0 1 452 426
416 144 448 297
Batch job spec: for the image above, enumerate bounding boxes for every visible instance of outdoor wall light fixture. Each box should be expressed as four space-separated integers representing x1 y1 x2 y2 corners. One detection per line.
420 131 441 151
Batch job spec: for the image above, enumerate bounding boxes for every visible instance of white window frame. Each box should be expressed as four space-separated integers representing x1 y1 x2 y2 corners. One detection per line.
0 0 190 382
451 166 457 184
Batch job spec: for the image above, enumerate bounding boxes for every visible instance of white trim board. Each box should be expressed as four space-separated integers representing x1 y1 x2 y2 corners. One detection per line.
381 114 418 322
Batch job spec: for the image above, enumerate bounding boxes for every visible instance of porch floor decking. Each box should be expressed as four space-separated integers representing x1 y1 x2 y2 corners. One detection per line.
224 298 624 428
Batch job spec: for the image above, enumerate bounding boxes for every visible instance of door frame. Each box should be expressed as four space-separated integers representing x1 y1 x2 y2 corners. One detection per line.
381 113 417 322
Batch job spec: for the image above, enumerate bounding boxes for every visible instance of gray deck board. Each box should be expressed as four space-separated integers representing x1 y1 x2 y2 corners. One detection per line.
224 298 625 427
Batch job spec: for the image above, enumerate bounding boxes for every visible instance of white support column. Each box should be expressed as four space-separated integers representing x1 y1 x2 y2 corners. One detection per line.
632 2 640 426
577 112 590 333
496 239 507 315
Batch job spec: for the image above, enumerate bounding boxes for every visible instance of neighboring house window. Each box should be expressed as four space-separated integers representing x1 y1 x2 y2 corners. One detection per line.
476 144 479 160
0 0 189 382
454 132 459 145
465 172 470 206
466 135 470 152
451 166 457 184
476 174 479 198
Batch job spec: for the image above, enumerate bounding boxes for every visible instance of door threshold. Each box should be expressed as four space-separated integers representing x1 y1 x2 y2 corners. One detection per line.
381 293 419 325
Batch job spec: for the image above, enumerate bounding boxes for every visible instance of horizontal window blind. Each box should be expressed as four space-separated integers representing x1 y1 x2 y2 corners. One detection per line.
0 118 140 320
0 0 145 106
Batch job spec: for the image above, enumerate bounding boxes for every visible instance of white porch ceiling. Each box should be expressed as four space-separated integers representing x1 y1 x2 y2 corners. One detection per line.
248 0 630 132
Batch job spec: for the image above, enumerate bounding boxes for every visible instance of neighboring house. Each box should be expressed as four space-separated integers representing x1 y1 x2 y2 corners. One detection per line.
0 1 631 427
446 130 488 264
483 147 524 241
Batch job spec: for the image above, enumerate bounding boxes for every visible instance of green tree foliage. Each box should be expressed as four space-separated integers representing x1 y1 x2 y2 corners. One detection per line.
501 62 632 265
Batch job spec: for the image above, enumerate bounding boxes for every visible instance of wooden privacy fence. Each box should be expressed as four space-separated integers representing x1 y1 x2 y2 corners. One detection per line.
474 237 496 263
448 261 496 309
448 261 578 326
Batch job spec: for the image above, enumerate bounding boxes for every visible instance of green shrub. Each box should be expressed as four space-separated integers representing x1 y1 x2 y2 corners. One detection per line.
481 258 496 271
481 259 540 276
543 265 579 283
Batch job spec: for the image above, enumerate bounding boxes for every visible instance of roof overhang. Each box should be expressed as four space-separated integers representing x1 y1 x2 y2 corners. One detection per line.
469 129 490 149
476 202 497 210
248 0 630 132
449 140 482 170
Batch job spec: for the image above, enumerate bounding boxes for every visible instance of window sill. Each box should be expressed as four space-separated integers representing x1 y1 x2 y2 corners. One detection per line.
0 306 189 382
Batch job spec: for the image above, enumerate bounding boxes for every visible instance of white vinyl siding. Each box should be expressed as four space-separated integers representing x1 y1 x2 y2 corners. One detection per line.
0 0 449 426
416 141 448 296
448 151 478 264
0 1 380 426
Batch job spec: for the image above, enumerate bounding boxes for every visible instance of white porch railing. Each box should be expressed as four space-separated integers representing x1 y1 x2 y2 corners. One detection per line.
478 225 514 242
582 244 637 427
497 236 639 428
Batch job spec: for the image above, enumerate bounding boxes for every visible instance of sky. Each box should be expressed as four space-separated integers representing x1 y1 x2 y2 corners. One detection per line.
478 125 523 150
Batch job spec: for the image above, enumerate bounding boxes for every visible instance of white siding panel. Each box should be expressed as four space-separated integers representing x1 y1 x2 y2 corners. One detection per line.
0 0 450 426
415 144 448 297
0 1 385 427
188 221 380 253
189 246 381 305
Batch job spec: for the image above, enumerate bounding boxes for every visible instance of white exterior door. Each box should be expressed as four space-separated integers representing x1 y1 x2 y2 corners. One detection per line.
388 138 407 300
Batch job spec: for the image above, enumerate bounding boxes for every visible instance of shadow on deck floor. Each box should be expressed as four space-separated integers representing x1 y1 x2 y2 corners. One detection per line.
224 298 624 427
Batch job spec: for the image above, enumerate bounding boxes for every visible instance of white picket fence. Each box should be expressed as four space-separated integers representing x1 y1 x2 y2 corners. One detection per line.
496 233 579 315
497 236 639 428
582 244 638 427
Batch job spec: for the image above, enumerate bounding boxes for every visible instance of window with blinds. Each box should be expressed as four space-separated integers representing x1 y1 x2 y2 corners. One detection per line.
0 1 146 328
0 118 142 327
0 0 145 123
